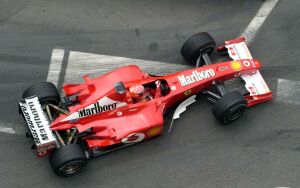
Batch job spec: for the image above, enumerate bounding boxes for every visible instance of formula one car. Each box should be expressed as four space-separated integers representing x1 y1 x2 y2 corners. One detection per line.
19 32 272 176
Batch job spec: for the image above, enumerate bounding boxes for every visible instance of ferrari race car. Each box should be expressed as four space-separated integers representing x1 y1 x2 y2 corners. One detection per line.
19 32 272 176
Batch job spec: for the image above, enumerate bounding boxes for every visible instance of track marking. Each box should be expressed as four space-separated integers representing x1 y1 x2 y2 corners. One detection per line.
242 0 278 44
46 49 65 87
0 122 27 135
64 51 188 83
0 124 15 134
277 79 300 105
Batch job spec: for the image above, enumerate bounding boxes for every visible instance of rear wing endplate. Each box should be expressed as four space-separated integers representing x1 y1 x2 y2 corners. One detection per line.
19 96 57 156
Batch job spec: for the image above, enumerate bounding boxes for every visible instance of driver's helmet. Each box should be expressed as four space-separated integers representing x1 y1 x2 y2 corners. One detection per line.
129 84 145 98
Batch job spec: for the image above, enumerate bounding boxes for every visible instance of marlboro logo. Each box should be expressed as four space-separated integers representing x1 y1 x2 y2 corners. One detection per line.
78 102 117 118
177 69 216 86
62 96 127 122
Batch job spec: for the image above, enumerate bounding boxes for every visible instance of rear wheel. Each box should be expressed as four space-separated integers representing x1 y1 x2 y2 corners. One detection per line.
181 32 216 65
212 91 247 124
49 144 87 177
22 82 60 105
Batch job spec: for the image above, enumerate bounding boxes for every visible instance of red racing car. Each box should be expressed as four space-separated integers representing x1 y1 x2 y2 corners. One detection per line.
19 32 272 176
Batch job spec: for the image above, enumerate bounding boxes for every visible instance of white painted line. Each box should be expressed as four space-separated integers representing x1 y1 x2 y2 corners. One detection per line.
64 51 189 83
0 124 15 134
242 0 278 44
46 49 65 87
277 79 300 105
0 121 29 135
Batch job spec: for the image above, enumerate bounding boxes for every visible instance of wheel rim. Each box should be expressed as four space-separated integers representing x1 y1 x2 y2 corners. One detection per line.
224 104 246 122
61 161 83 175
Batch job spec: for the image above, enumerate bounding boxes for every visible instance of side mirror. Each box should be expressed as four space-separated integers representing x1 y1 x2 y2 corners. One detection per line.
114 81 126 94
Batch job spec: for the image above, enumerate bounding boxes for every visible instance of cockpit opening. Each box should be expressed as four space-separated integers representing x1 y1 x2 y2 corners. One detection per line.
128 80 170 104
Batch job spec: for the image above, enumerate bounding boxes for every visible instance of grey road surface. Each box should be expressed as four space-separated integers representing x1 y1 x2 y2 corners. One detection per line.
0 0 299 188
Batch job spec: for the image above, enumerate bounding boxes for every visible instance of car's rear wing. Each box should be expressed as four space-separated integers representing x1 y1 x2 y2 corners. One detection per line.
19 96 57 157
218 37 272 107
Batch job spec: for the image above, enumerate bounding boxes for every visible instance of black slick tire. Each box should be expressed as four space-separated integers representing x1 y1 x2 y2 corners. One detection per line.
212 91 247 124
22 82 60 105
181 32 216 65
49 144 87 177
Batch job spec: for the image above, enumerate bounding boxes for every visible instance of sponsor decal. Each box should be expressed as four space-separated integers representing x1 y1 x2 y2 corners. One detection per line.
184 89 192 96
78 102 117 118
241 71 270 95
147 127 162 137
228 47 236 56
20 98 54 145
219 66 228 71
121 133 145 144
243 60 250 67
63 96 127 121
27 101 49 142
226 42 253 61
19 97 56 155
117 111 123 116
230 61 242 71
177 69 216 86
248 86 257 95
20 104 42 145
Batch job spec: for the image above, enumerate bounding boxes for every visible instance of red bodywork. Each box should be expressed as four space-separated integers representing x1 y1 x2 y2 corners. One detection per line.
49 37 272 151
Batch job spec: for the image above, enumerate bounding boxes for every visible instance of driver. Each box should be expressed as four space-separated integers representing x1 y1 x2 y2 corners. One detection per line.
129 80 162 103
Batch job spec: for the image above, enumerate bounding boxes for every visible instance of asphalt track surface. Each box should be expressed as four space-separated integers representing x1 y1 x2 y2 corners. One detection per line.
0 1 300 187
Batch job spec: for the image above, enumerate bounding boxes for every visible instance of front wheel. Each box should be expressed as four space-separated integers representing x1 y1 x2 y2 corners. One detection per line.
181 32 216 65
212 91 247 124
49 144 87 177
